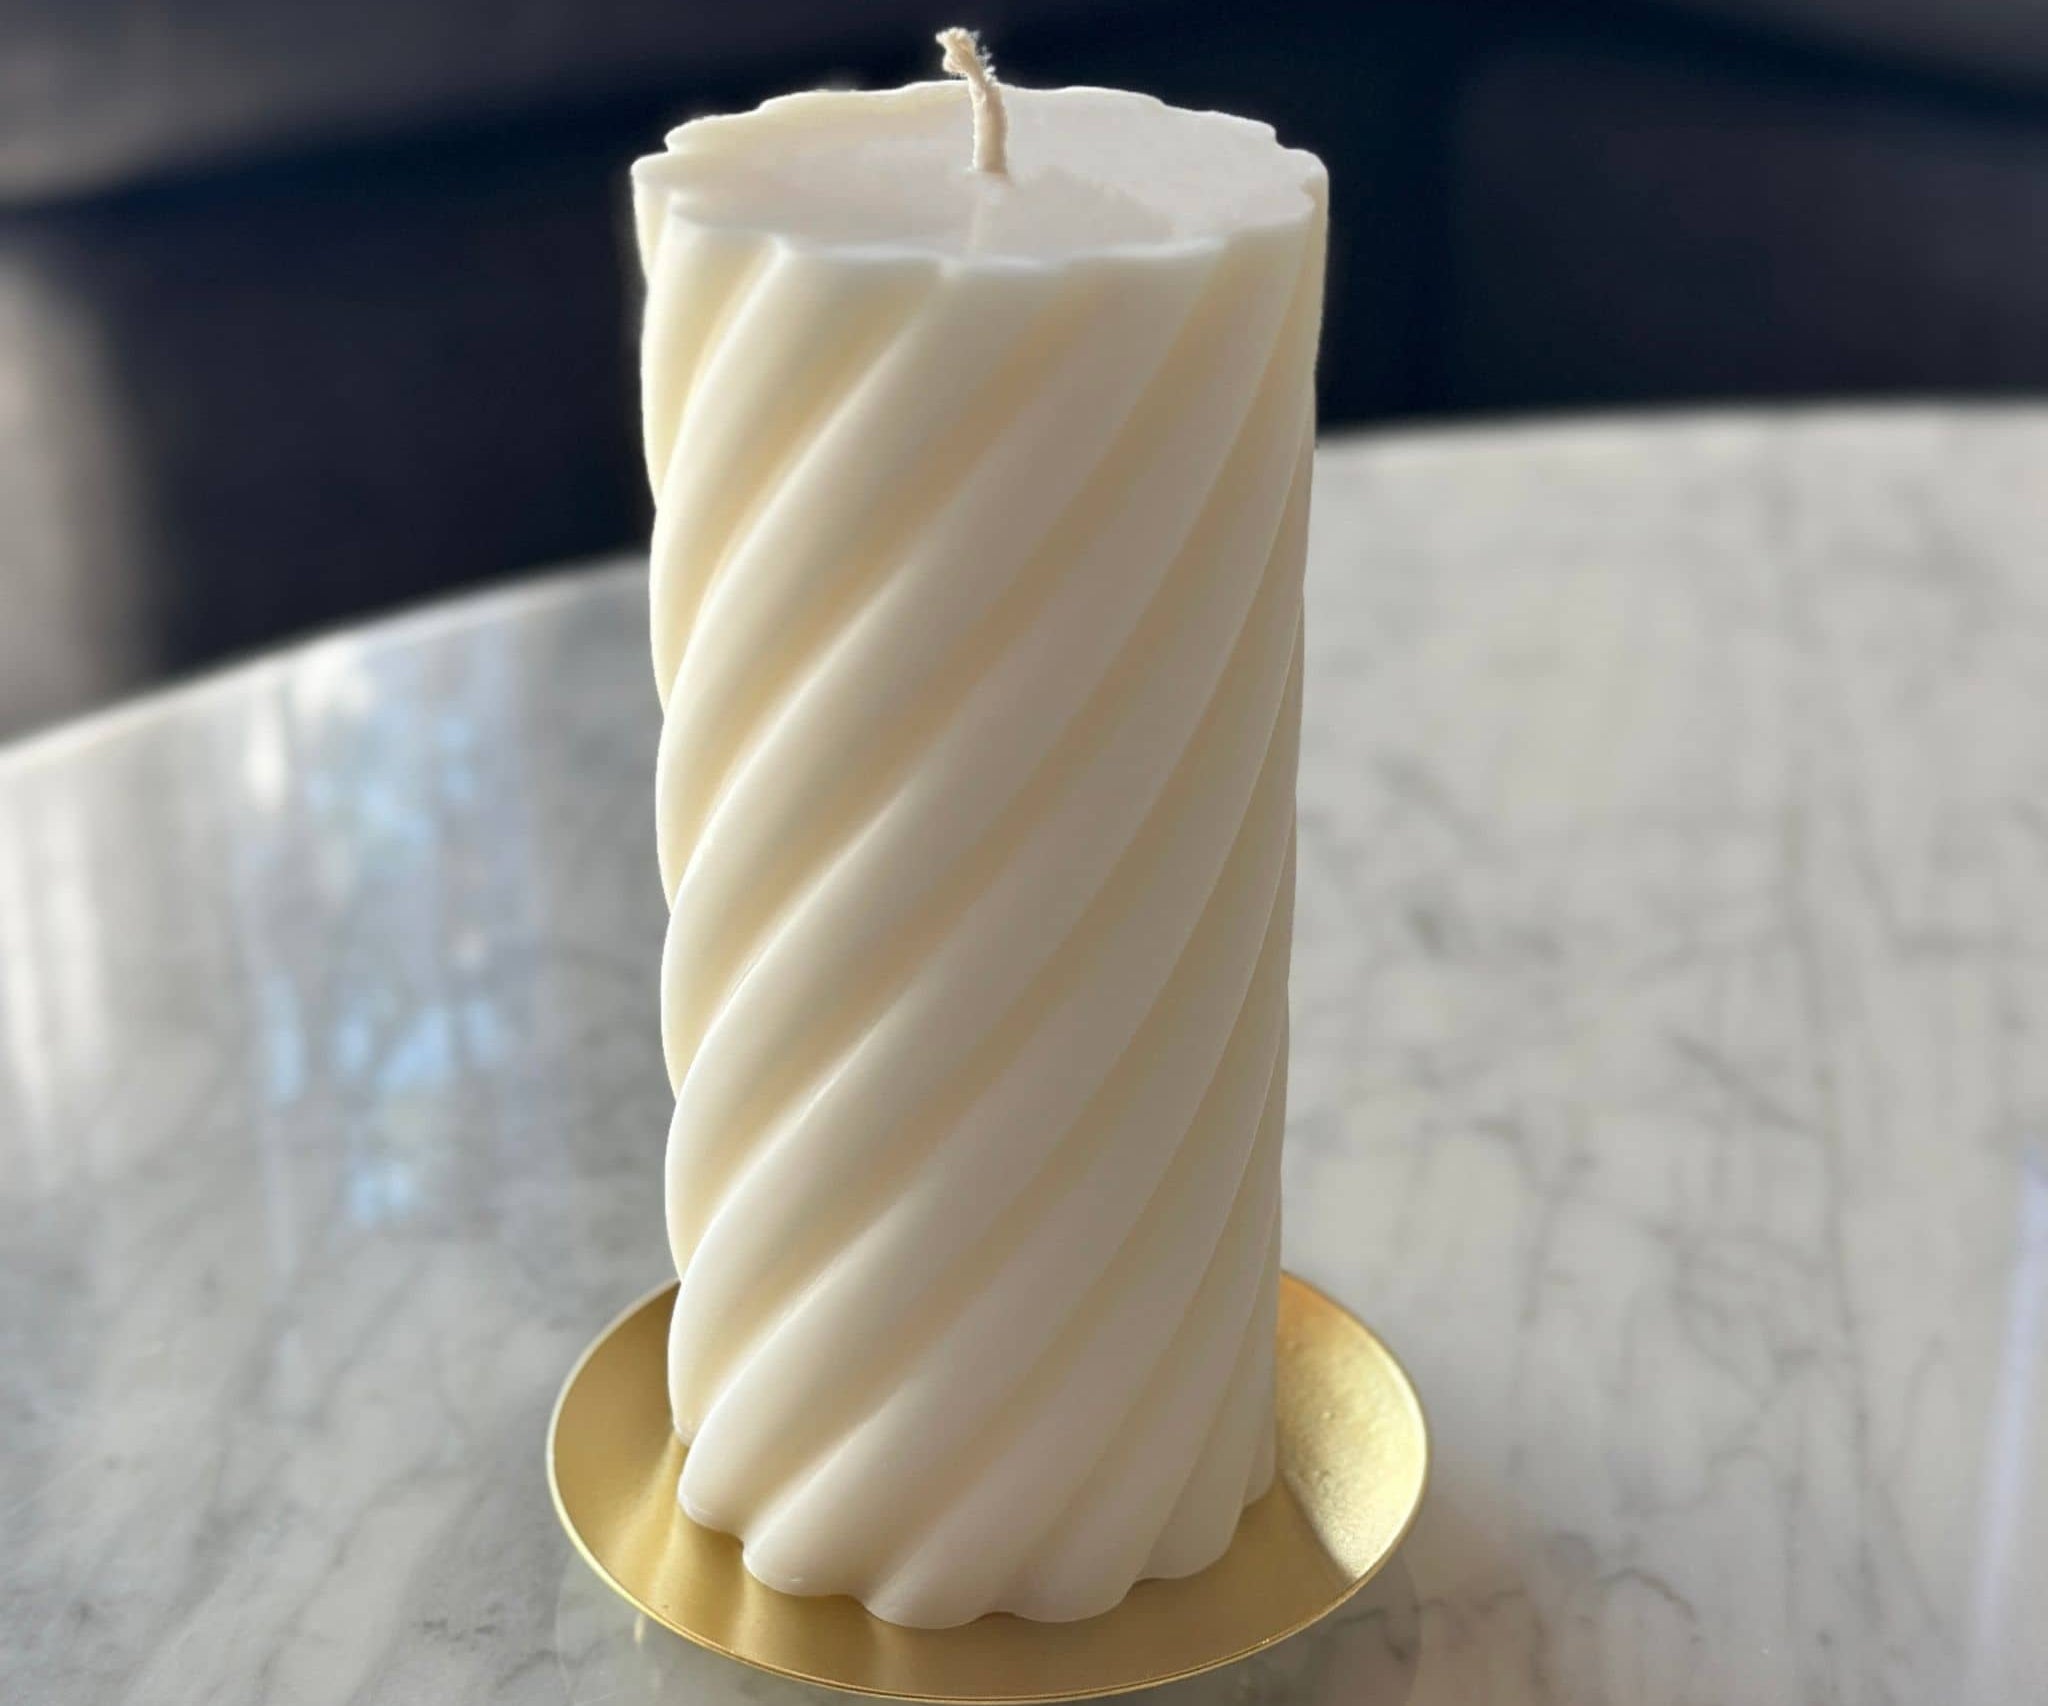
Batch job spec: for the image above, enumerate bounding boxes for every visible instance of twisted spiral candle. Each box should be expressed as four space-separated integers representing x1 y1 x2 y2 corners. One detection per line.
633 62 1326 1629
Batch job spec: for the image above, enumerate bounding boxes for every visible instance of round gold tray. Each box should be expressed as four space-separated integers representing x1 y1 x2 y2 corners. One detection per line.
547 1273 1427 1702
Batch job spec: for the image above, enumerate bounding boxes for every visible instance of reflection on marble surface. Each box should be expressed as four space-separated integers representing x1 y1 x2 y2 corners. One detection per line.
2 411 2045 1704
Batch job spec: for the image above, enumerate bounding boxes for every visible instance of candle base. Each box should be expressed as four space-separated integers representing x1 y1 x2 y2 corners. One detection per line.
547 1273 1427 1702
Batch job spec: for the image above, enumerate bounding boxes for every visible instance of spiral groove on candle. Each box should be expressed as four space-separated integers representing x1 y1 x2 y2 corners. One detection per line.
639 170 1324 1628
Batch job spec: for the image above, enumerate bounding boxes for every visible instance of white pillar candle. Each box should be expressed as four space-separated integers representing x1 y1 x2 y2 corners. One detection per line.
632 36 1326 1630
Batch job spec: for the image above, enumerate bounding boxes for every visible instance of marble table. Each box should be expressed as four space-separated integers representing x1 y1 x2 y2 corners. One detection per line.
4 410 2045 1706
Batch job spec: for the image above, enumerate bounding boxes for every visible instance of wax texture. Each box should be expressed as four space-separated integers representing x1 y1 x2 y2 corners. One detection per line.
634 82 1327 1628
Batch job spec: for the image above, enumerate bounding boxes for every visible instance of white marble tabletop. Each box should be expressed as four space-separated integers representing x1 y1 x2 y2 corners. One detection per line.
3 410 2045 1706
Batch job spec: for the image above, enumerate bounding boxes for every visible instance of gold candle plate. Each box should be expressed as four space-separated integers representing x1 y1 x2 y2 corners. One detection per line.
547 1273 1428 1702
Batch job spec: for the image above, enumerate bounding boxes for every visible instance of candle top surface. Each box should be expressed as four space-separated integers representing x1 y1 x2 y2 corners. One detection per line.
634 84 1323 264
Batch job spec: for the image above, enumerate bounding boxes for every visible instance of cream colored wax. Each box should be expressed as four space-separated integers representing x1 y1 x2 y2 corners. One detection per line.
631 39 1327 1629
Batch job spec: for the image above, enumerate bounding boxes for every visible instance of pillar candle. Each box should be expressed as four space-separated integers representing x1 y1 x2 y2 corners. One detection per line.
632 35 1327 1630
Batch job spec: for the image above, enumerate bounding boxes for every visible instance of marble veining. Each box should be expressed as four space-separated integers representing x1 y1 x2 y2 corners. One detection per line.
2 410 2044 1703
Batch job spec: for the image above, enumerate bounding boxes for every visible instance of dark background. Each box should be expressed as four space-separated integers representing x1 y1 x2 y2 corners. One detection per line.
4 0 2046 736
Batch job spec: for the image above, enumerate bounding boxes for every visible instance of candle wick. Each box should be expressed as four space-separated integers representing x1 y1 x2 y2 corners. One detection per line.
936 27 1009 177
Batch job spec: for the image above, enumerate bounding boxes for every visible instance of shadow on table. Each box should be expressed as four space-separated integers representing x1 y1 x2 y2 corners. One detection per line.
553 1549 1422 1706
